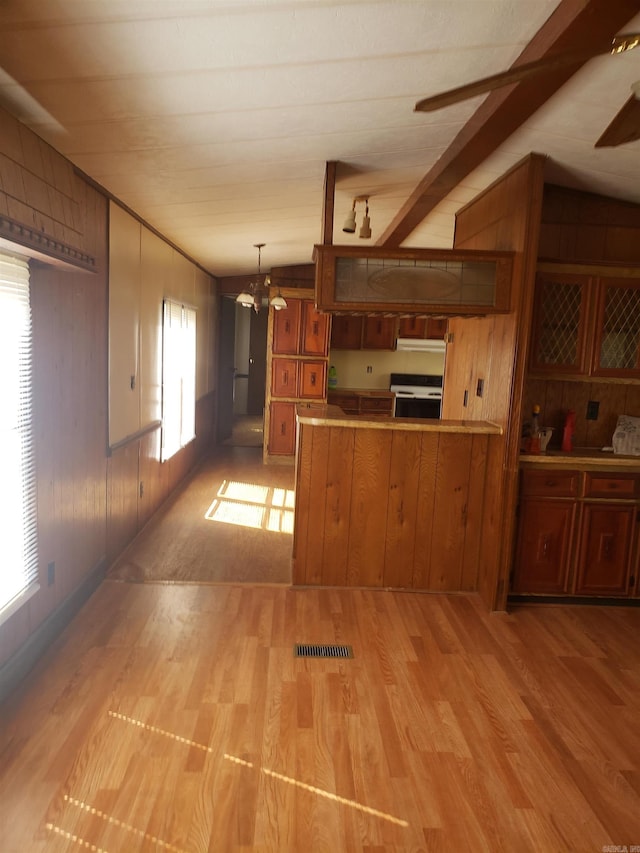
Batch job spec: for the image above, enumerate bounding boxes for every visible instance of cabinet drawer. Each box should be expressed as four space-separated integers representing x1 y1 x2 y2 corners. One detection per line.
360 395 394 414
520 469 579 498
328 392 359 414
583 473 640 500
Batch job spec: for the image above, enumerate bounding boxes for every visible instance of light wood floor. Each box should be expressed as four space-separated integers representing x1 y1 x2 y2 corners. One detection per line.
109 446 294 584
1 579 639 851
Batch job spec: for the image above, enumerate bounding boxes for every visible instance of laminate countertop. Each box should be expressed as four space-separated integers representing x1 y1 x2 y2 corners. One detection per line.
296 403 503 434
520 447 640 470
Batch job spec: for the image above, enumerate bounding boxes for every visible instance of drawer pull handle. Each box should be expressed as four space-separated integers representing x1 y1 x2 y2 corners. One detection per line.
283 371 288 383
281 423 286 435
310 373 316 386
313 321 318 335
285 321 290 333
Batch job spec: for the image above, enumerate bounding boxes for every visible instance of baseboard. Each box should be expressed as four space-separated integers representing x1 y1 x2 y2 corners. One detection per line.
0 556 107 704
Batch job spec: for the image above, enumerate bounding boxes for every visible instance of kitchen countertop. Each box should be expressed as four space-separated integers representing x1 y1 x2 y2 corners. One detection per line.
297 403 502 434
520 447 640 470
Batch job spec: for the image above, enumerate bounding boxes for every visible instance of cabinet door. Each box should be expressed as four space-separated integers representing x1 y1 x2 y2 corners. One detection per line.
268 401 296 455
512 499 575 594
362 317 396 349
272 300 302 354
574 504 634 595
592 278 640 378
299 360 326 399
529 273 593 374
426 318 447 338
301 301 329 355
271 358 298 398
398 317 426 338
330 315 363 349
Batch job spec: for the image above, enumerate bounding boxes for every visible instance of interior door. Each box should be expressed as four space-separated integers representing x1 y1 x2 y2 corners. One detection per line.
247 308 268 416
217 296 236 441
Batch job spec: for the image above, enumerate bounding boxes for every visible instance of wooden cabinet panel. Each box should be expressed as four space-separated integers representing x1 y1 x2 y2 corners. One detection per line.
268 401 296 455
301 301 329 355
521 469 579 498
359 396 394 416
398 317 426 338
575 505 634 595
327 391 359 414
330 315 363 349
271 358 298 398
584 472 640 500
272 301 302 354
512 499 575 594
362 317 396 349
426 318 448 339
299 360 326 399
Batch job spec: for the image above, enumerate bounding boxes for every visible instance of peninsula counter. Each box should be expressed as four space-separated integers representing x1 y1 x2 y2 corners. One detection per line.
293 404 503 591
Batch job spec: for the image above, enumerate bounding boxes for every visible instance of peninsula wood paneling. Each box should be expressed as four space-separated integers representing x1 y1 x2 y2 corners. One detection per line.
294 423 494 592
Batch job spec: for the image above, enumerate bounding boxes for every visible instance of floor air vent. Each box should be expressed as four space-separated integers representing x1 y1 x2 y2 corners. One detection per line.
294 644 353 659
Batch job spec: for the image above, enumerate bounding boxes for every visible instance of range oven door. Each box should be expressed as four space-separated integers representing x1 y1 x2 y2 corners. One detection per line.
394 396 441 419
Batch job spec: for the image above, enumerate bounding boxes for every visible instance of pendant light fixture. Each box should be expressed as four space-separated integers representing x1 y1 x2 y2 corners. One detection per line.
342 196 372 238
235 243 287 313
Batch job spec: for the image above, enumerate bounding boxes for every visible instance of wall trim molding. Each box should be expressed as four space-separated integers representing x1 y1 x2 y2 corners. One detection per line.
0 557 107 704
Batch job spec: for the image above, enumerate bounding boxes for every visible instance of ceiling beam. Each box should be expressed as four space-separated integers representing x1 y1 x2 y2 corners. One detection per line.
377 0 640 248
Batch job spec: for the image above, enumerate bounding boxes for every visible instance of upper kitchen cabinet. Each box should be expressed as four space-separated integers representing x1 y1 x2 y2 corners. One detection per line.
314 245 513 314
397 317 448 339
272 298 329 356
330 315 395 350
301 300 330 356
530 266 640 379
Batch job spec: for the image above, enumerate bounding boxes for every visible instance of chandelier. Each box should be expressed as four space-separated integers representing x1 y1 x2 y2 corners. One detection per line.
236 243 287 313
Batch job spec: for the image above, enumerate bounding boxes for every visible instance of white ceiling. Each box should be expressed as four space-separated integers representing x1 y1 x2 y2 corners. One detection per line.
0 1 639 277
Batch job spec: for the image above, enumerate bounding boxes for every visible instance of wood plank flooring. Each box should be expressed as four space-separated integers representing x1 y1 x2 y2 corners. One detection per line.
1 581 639 851
109 446 294 584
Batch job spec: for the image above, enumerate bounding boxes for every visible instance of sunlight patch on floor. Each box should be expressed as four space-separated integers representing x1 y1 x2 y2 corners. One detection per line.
204 479 294 533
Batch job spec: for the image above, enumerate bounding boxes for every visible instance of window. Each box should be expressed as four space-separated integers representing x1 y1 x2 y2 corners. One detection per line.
0 252 39 618
161 299 197 461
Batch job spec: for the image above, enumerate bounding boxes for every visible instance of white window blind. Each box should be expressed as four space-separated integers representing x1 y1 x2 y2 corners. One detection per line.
0 252 39 618
161 300 197 461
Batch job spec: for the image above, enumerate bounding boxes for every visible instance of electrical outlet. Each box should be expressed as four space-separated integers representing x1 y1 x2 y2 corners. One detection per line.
47 561 55 585
586 400 599 420
366 365 372 374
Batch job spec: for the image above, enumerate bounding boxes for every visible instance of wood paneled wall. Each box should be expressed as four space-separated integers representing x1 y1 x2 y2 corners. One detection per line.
0 107 218 674
449 154 546 609
539 185 640 265
293 422 496 592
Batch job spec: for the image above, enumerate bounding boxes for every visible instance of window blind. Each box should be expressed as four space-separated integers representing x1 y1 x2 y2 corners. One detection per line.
0 252 39 617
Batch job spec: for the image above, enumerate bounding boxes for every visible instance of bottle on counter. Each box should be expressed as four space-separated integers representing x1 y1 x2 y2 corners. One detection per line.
561 409 576 452
328 365 338 389
529 404 542 454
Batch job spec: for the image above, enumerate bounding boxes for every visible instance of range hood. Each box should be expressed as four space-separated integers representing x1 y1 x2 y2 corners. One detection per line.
396 337 446 353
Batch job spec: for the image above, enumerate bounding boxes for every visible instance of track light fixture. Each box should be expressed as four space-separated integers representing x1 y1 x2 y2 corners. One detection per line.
342 196 372 238
235 243 287 313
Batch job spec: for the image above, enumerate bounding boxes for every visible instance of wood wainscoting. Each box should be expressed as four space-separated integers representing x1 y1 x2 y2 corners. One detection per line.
293 415 502 591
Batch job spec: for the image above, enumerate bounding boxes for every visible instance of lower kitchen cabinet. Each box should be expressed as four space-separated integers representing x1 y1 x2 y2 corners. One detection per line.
268 401 296 455
574 504 635 595
512 468 639 598
513 499 575 594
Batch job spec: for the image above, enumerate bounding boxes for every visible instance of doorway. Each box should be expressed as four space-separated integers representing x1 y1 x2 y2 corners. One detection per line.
217 296 268 447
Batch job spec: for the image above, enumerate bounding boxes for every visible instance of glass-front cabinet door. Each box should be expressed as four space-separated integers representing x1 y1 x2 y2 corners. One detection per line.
529 272 593 375
592 278 640 377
